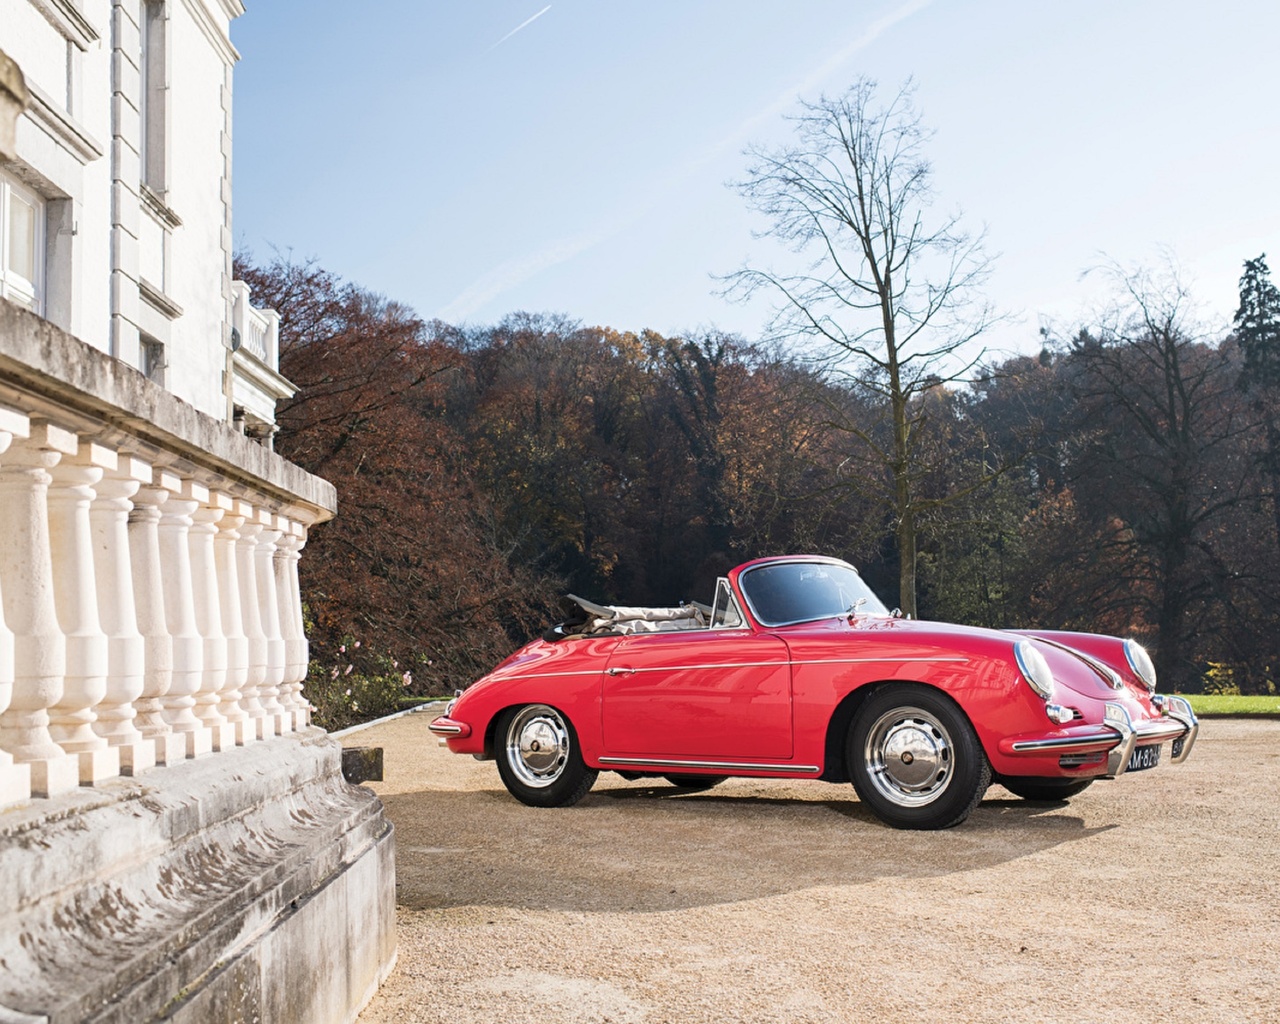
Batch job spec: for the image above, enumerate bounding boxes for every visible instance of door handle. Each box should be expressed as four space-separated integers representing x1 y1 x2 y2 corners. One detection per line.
606 667 636 676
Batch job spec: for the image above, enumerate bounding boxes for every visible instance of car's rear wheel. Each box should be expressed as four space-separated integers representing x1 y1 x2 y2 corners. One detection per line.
1001 777 1095 802
662 774 727 791
847 685 991 830
495 704 597 808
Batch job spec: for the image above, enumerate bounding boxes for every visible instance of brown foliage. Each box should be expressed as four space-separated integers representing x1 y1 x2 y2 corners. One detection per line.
236 249 1280 700
235 255 553 694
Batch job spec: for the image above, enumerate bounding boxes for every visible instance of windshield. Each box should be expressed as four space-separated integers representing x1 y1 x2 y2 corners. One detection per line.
739 561 889 627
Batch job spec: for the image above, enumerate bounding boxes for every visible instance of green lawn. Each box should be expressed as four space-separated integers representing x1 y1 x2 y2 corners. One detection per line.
1183 694 1280 717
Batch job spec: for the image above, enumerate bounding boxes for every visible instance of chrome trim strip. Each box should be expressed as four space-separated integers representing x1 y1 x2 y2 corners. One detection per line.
1031 635 1124 689
1010 731 1120 752
1009 713 1190 757
427 721 464 735
616 660 788 673
610 657 968 673
599 756 821 774
485 668 607 681
792 656 970 666
501 655 970 684
1131 720 1189 742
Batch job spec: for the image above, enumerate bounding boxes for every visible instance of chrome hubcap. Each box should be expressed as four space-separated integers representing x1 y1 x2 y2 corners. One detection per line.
505 705 570 788
864 706 953 807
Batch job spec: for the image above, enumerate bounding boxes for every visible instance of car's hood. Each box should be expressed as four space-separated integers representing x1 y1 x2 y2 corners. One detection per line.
776 615 1138 704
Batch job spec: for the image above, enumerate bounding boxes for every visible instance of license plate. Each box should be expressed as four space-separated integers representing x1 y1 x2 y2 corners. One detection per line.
1126 744 1161 772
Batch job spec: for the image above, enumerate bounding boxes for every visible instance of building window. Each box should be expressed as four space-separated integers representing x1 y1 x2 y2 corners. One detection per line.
141 335 166 385
0 171 45 314
140 0 168 193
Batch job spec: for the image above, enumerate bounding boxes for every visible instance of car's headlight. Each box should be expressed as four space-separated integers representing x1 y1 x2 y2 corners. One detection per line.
1014 640 1055 700
1123 640 1157 692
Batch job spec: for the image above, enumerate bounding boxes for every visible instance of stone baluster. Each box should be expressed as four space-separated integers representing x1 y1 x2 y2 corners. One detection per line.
157 480 211 757
213 498 252 745
0 408 33 806
236 516 271 738
128 470 185 765
254 512 289 734
0 421 80 797
275 523 309 730
189 494 233 751
89 452 156 775
47 441 118 784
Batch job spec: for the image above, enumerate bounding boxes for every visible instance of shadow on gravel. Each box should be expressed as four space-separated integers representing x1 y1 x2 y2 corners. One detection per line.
383 783 1116 914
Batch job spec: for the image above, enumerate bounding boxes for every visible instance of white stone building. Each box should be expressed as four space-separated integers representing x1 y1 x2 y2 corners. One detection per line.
0 4 395 1021
1 0 289 437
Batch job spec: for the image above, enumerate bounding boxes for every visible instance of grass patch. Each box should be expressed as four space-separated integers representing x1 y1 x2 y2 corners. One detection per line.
1182 694 1280 717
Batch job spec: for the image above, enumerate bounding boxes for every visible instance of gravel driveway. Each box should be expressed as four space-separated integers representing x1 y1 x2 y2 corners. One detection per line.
352 715 1279 1024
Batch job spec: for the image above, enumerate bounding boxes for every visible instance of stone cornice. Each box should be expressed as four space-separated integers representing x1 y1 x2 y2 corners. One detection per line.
139 278 185 320
26 0 101 51
141 182 183 228
24 81 104 166
233 346 298 402
0 298 335 523
179 0 242 66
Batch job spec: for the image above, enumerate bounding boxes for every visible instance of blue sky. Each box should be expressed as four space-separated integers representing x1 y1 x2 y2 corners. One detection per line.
231 1 1280 360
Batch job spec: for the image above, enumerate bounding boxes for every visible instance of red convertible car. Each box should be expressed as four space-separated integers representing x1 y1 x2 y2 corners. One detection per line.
429 555 1198 829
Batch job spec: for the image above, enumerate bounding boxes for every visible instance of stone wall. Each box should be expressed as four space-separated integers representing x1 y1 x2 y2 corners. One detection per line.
0 300 396 1023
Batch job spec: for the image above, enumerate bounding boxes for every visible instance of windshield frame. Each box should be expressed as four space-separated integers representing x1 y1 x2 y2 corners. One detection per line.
736 558 889 628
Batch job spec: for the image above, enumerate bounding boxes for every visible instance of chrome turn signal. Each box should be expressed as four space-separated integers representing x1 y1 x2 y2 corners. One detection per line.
1045 703 1074 725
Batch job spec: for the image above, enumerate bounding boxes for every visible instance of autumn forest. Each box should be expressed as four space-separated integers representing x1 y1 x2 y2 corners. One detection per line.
239 83 1280 724
234 243 1280 724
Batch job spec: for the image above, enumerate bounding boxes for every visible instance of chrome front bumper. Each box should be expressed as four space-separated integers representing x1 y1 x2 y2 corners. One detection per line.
428 715 471 745
1004 696 1199 777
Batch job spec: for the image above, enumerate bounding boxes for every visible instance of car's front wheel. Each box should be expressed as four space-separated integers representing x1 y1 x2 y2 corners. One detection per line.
1001 777 1094 802
495 704 597 808
847 685 991 830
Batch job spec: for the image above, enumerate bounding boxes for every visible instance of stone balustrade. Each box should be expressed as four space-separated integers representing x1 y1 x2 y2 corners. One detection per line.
228 281 293 444
0 299 335 809
231 280 280 368
0 409 317 806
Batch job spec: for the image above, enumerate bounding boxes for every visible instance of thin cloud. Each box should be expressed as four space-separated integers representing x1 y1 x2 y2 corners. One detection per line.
437 228 612 322
445 0 930 322
489 5 552 51
717 0 935 161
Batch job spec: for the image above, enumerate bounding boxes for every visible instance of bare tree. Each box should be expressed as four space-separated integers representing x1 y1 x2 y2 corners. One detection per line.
724 78 997 616
1068 261 1253 690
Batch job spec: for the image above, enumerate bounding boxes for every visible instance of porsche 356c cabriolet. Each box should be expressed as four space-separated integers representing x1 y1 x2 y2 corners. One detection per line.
429 555 1199 829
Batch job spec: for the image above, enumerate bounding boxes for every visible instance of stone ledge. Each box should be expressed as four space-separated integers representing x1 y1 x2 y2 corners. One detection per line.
0 732 394 1023
0 299 335 523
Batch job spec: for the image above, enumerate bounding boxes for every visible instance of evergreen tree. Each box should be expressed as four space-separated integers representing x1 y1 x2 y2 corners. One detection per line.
1235 254 1280 389
1234 253 1280 569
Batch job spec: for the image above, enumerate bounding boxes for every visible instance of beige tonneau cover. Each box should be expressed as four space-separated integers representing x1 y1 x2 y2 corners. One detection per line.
565 593 707 635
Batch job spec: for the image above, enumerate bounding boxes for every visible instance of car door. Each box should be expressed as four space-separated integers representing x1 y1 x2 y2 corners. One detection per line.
600 630 792 759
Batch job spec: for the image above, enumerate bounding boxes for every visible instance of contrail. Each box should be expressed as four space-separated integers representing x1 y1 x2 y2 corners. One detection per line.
489 5 552 51
446 0 930 322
